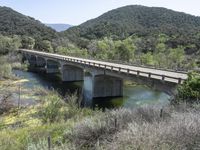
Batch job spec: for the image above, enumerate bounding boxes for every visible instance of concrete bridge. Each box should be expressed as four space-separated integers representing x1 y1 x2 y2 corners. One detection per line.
20 49 188 98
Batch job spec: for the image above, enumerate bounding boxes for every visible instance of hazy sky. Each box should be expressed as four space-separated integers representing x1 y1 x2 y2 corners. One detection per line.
0 0 200 25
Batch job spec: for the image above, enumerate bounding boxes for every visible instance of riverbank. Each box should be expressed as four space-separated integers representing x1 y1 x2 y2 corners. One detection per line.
1 97 200 150
0 54 200 149
0 73 200 150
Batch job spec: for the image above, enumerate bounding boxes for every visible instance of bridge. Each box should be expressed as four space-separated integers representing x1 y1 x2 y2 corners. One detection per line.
19 49 188 98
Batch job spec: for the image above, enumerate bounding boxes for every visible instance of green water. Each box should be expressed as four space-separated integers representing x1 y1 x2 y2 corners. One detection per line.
13 70 170 109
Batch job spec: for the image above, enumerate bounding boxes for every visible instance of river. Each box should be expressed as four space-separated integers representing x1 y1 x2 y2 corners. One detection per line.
13 70 170 109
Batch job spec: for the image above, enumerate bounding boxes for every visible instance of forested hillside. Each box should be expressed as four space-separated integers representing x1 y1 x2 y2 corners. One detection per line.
60 5 200 70
63 5 200 39
0 6 57 40
0 5 199 70
0 6 59 52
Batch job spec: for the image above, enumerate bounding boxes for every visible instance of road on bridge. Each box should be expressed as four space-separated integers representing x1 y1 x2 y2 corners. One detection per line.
20 49 188 84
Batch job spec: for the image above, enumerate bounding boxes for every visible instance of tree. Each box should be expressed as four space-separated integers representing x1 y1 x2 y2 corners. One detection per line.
12 35 21 50
175 72 200 104
21 36 35 49
140 52 154 66
0 35 21 54
115 38 135 62
35 40 53 52
40 40 53 52
87 40 98 56
168 46 185 69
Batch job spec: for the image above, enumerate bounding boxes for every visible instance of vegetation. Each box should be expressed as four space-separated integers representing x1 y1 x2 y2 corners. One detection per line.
0 34 21 55
0 5 200 70
1 97 200 150
64 106 200 150
0 56 13 79
0 86 94 150
0 52 199 149
0 4 200 150
59 5 200 70
0 6 56 40
62 5 200 49
0 6 57 52
175 71 200 104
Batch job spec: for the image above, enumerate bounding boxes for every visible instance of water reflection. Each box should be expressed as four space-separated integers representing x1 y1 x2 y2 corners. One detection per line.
13 70 170 109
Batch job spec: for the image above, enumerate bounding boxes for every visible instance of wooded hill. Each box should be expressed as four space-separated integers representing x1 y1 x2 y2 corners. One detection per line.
62 5 200 49
0 6 57 40
0 5 199 69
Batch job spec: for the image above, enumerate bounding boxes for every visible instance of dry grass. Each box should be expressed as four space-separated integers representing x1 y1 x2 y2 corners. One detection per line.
63 105 200 150
106 111 200 150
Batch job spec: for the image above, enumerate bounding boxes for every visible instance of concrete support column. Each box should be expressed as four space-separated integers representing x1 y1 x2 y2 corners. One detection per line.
93 75 123 98
22 53 27 63
61 65 84 82
46 59 60 74
27 55 37 67
36 56 46 68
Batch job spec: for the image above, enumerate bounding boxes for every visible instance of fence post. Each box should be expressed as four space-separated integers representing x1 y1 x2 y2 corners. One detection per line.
118 67 121 72
114 118 117 129
178 78 182 84
160 108 163 118
162 75 165 81
137 70 140 76
148 73 151 78
18 83 21 109
111 66 113 71
48 136 51 150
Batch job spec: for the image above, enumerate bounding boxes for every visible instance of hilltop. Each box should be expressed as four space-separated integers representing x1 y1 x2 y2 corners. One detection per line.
0 6 57 40
62 5 200 41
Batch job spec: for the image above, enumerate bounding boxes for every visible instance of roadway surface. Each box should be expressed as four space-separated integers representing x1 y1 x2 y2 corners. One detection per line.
20 49 188 84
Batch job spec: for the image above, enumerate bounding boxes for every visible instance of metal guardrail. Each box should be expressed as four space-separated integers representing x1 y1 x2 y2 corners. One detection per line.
19 49 188 84
55 52 188 74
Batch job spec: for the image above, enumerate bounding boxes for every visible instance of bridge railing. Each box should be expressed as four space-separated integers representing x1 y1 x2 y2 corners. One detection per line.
55 51 188 74
19 49 188 84
62 57 184 84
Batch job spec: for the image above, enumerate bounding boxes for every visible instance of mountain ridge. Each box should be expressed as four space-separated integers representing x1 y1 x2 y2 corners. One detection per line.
62 5 200 42
45 23 72 32
0 6 57 40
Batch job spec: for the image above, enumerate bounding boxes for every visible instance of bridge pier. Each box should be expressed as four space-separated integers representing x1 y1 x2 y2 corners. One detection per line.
20 49 187 99
92 74 123 98
28 55 37 67
36 57 46 68
61 64 84 82
46 59 60 74
150 80 178 96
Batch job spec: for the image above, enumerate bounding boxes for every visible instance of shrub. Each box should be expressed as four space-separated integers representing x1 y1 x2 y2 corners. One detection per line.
106 110 200 150
0 93 13 115
64 106 169 149
175 72 200 104
0 63 12 79
0 56 15 79
40 93 66 123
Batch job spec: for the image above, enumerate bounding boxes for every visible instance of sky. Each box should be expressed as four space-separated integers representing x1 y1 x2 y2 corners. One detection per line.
0 0 200 25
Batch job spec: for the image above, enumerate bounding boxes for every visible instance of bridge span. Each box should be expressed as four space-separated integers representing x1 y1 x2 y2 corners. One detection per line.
19 49 188 98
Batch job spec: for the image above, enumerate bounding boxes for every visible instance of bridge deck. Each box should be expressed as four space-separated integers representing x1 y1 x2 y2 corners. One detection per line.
20 49 188 84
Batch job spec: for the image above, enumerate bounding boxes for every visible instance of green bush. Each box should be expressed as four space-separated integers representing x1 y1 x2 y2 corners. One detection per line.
0 35 21 55
175 72 200 104
0 63 12 79
40 93 66 123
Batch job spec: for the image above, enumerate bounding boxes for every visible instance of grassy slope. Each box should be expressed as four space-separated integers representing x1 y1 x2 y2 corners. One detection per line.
1 100 200 150
0 77 200 150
